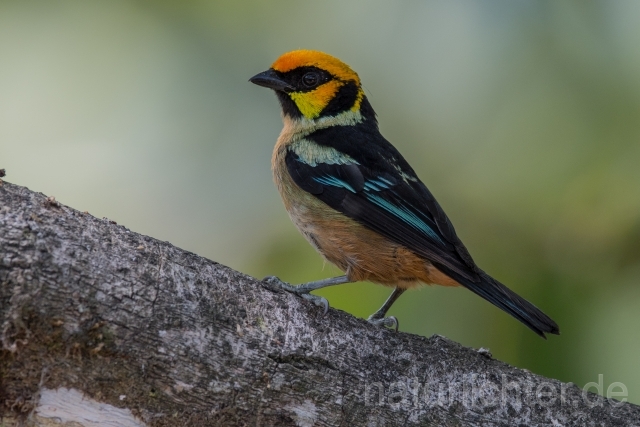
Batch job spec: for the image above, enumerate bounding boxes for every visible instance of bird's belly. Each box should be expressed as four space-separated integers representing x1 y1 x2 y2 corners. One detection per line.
276 165 458 289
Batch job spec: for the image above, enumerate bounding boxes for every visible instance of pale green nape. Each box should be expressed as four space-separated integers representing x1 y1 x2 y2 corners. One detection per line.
290 139 359 167
284 109 364 141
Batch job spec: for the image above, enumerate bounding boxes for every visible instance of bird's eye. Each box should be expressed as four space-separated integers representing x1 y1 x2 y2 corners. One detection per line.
302 72 320 88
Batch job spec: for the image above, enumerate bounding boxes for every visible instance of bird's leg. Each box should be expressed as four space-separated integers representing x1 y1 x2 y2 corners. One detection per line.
262 275 351 315
367 287 405 331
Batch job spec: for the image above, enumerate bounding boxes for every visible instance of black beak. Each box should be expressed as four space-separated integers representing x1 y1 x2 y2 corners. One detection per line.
249 69 294 92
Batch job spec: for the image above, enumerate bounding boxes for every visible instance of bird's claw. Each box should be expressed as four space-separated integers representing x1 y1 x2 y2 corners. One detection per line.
262 276 330 315
301 293 329 316
262 275 290 288
367 315 399 331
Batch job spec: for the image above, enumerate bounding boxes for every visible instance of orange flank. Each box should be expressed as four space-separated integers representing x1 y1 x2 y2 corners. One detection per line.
310 216 462 289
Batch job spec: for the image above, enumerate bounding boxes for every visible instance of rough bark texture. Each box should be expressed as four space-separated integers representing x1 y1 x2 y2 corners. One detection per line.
0 180 638 427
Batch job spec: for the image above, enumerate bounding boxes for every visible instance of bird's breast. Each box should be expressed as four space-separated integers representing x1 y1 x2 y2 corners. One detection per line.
270 134 458 289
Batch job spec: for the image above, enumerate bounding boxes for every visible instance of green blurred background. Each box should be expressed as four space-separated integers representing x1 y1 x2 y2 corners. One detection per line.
1 0 639 403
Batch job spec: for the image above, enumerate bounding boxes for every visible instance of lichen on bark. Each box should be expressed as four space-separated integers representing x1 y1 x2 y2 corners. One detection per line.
1 181 639 427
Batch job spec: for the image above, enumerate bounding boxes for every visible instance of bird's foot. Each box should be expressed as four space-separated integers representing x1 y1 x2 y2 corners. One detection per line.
299 293 329 315
262 275 290 289
262 276 329 315
367 314 399 331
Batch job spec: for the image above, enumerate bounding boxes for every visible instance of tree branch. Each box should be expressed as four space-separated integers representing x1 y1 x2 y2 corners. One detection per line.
0 180 638 426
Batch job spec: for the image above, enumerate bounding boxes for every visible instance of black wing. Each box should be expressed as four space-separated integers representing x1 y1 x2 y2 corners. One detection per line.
285 148 480 282
285 139 559 337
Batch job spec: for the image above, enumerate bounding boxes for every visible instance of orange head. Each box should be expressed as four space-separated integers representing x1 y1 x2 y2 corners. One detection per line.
250 50 368 121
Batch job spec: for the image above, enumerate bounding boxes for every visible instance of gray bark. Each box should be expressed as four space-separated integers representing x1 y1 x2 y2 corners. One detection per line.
0 180 638 427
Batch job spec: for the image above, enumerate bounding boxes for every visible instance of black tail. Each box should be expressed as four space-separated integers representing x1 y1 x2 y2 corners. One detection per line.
440 267 560 338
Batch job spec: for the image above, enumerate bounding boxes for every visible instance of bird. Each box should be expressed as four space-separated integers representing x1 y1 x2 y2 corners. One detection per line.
249 50 559 338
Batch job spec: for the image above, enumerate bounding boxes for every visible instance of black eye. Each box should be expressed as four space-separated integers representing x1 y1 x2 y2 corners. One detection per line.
302 72 320 88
